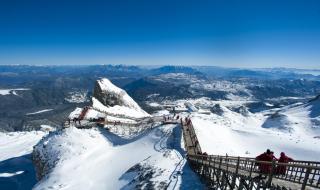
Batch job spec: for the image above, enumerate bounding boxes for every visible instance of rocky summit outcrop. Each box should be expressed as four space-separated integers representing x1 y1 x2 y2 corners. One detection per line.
234 106 250 116
91 78 150 118
93 78 141 110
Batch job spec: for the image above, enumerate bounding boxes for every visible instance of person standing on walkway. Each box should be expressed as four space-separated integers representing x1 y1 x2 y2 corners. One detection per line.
256 149 273 175
276 152 294 175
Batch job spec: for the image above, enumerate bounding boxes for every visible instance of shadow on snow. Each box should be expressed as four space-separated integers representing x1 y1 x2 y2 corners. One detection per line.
0 154 37 190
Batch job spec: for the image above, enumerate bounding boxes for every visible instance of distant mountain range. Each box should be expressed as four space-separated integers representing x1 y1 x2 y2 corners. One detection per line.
0 65 320 132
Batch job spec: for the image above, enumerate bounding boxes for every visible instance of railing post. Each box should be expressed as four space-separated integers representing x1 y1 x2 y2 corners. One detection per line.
219 157 222 171
248 160 255 189
231 156 240 189
216 156 222 187
238 178 244 190
208 156 213 184
201 155 205 176
226 154 229 171
301 165 311 190
267 160 276 188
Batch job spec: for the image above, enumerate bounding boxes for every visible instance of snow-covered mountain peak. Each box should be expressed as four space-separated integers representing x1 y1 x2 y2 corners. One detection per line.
97 78 125 96
94 78 140 109
92 78 150 118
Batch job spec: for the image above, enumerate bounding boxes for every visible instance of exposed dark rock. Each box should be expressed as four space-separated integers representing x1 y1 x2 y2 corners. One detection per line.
210 104 224 116
93 80 125 107
234 106 250 116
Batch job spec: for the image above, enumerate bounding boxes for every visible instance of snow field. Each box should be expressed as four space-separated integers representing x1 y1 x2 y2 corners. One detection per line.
0 131 47 162
33 124 203 190
191 106 320 161
0 88 30 96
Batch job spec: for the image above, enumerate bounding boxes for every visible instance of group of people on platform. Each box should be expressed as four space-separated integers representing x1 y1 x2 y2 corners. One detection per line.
163 114 184 122
162 114 194 126
68 118 81 125
67 107 91 126
256 149 293 176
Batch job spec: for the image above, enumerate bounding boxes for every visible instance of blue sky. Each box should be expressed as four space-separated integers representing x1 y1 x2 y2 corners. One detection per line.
0 0 319 68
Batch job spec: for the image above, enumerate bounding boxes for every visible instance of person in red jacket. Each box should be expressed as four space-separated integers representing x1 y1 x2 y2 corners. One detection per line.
256 149 273 174
276 152 294 175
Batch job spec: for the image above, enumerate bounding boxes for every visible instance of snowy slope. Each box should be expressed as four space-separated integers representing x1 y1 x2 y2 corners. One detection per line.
33 125 203 190
145 96 320 161
0 131 46 162
190 100 320 161
262 95 320 135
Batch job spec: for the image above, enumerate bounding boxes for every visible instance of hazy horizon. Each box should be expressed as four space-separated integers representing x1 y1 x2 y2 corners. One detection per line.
1 63 320 71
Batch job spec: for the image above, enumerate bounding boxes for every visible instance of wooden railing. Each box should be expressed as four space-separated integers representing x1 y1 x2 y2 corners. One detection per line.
182 119 202 155
182 120 320 190
188 154 320 189
91 106 152 121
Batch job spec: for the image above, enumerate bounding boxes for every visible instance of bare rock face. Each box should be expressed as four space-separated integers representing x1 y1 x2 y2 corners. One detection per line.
234 106 250 116
32 149 48 181
93 78 140 109
210 104 224 116
32 131 60 180
93 80 124 107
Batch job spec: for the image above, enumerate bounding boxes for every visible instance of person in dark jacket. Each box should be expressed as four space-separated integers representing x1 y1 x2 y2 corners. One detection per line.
276 152 294 175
